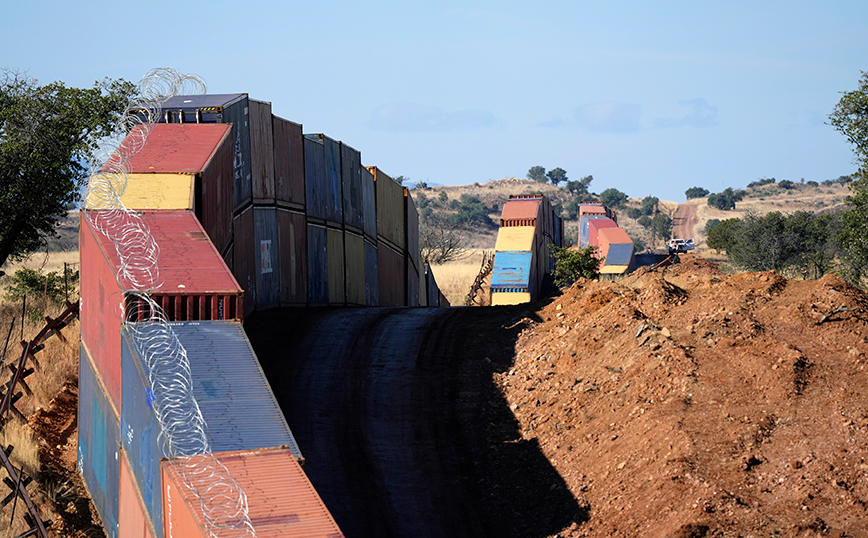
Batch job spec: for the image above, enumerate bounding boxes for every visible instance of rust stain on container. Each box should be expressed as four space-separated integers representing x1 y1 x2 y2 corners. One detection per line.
249 99 275 204
273 115 305 210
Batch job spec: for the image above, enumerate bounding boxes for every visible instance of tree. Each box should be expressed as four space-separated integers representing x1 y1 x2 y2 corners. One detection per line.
394 175 407 184
651 212 672 240
599 187 628 208
0 70 135 270
566 175 593 194
706 218 741 253
830 70 868 284
546 167 568 186
707 187 745 210
685 186 709 199
527 165 547 183
419 213 470 264
640 196 658 216
550 245 603 286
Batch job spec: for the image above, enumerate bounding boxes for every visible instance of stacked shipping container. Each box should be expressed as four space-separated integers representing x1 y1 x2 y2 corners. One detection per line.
577 202 635 276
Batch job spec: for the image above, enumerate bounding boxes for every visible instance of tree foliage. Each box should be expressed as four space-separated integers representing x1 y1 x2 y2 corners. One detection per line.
546 167 567 186
551 245 602 287
565 175 593 194
599 187 628 208
640 196 658 216
651 212 672 240
707 187 746 210
527 165 547 183
685 186 709 199
0 70 135 269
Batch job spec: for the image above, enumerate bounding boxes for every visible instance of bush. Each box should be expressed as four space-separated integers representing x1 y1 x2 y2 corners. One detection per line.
551 246 602 286
599 188 628 208
4 267 79 321
626 207 642 219
704 219 721 235
685 187 710 199
637 215 652 229
707 187 746 210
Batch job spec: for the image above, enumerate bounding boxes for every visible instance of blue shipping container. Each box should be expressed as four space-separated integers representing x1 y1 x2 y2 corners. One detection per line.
120 321 303 537
307 223 329 304
365 238 379 306
361 165 378 241
490 251 533 289
78 343 120 538
605 242 635 266
579 215 610 249
254 207 280 308
303 136 328 221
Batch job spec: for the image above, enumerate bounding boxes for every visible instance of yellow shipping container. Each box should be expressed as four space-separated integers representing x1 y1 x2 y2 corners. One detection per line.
491 291 531 306
600 264 630 275
494 226 536 252
121 173 195 210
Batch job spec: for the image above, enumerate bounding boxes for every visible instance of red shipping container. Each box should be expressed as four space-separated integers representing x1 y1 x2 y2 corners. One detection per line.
500 197 541 227
273 116 305 211
161 448 345 538
110 123 234 256
588 218 619 248
80 210 243 411
119 448 158 538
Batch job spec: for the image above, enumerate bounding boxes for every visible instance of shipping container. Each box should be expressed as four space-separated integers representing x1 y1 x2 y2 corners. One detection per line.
578 202 610 217
273 115 305 210
425 264 444 308
222 240 234 273
491 291 531 306
405 188 420 272
419 263 428 307
598 227 634 269
494 226 536 252
360 165 377 241
81 211 243 411
323 135 343 225
119 448 158 538
79 343 120 538
327 227 345 305
377 239 405 306
364 238 379 306
233 206 256 317
406 260 420 307
370 167 405 252
116 173 195 210
491 251 534 291
277 209 307 305
344 231 366 306
341 142 364 234
109 123 234 256
588 218 619 248
307 223 328 304
249 99 275 204
579 214 611 248
500 197 541 226
121 321 303 536
255 207 280 309
162 448 344 538
303 136 328 222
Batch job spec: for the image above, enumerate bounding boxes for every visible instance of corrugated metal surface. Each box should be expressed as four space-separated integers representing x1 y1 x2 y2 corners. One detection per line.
360 165 377 240
327 227 345 305
588 218 618 247
277 209 307 305
233 206 256 318
599 227 634 266
307 223 328 304
344 231 366 306
491 291 531 306
406 261 419 307
501 198 541 222
221 95 252 212
273 116 305 209
494 226 536 252
119 448 158 538
249 99 275 203
377 240 405 306
80 213 124 411
200 121 235 254
303 136 328 221
121 322 304 535
419 263 428 307
115 173 194 210
341 142 364 233
579 203 608 217
254 207 280 309
364 238 379 306
405 188 420 271
322 135 343 225
579 215 610 248
222 241 234 273
79 343 120 538
600 264 630 275
371 167 405 252
491 251 533 289
162 448 344 538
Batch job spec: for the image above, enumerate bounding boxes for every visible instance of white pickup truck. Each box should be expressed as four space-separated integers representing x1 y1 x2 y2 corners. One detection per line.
668 238 695 254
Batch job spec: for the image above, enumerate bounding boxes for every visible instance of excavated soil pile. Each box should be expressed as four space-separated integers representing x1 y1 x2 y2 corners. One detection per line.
501 255 868 537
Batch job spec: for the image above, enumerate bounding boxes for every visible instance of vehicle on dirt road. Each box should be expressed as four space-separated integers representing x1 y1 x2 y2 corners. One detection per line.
668 238 695 255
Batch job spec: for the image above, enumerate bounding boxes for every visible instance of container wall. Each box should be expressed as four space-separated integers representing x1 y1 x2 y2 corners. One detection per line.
307 223 328 304
119 448 158 538
327 227 345 305
491 291 532 306
223 97 253 212
277 209 307 305
500 198 541 222
588 218 618 248
249 99 275 203
405 188 420 271
124 293 242 323
303 136 328 221
118 173 195 210
345 231 366 306
79 343 120 538
377 239 405 306
254 207 280 309
272 116 305 209
360 165 377 241
419 263 429 307
364 238 379 306
371 167 405 252
162 448 343 538
494 226 536 252
200 124 235 254
491 251 534 290
233 206 256 318
322 135 343 225
406 260 419 307
341 142 364 233
579 215 610 249
222 241 234 273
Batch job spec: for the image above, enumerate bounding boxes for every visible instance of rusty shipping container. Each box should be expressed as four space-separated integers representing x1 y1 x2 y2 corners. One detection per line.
303 136 327 221
233 207 256 317
277 209 307 305
136 94 254 215
370 166 405 252
327 227 346 305
78 343 120 538
273 115 305 210
360 164 377 241
162 448 344 538
110 123 234 255
119 449 158 538
405 187 420 272
344 231 366 306
341 142 364 234
249 99 275 204
255 207 280 309
307 223 328 304
500 196 541 227
365 238 379 306
80 210 243 412
378 239 405 306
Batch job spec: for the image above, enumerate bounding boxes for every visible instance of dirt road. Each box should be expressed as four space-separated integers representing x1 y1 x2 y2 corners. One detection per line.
671 203 698 240
246 306 585 538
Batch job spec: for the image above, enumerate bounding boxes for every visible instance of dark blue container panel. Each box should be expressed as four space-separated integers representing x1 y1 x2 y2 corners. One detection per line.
361 166 378 240
491 251 533 289
303 136 328 220
606 242 635 266
254 207 280 308
79 344 120 538
307 224 329 303
579 215 609 249
365 239 379 306
341 143 364 232
322 135 343 225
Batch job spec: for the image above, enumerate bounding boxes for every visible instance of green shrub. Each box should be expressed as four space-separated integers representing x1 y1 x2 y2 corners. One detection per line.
551 246 603 287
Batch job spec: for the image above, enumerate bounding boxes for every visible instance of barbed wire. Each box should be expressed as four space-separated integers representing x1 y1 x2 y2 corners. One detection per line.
82 67 255 538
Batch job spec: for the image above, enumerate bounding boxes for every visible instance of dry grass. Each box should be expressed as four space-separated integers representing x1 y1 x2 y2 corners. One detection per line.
430 250 492 307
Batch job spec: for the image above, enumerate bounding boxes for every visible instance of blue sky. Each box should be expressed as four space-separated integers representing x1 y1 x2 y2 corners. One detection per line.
4 1 866 201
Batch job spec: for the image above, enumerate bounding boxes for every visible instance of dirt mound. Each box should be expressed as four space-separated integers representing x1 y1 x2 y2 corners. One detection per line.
502 260 868 537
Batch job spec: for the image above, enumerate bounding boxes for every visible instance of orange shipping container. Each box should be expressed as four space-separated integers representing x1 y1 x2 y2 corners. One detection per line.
119 448 158 538
161 448 345 538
